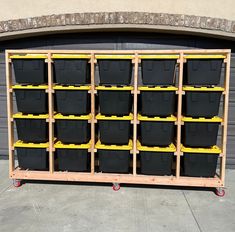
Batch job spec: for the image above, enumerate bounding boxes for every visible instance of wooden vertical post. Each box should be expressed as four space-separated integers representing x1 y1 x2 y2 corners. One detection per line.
90 53 96 174
220 52 231 182
48 52 54 173
6 51 15 175
132 53 139 176
176 52 184 178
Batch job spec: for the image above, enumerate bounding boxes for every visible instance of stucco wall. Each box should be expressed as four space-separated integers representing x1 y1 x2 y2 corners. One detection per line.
1 0 235 21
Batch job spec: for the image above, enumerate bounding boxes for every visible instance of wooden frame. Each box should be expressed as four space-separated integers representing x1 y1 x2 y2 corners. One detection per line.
6 49 231 189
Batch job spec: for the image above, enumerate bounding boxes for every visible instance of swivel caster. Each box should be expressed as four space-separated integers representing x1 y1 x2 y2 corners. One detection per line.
112 183 120 191
13 179 22 188
215 188 225 197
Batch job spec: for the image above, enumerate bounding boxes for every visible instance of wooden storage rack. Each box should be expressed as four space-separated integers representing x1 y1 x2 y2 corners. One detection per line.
6 49 231 193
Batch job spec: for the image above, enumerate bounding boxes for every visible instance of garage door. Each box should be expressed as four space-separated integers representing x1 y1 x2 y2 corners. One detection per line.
0 32 234 168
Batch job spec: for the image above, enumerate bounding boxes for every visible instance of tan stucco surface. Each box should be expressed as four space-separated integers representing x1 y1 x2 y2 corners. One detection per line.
0 0 234 21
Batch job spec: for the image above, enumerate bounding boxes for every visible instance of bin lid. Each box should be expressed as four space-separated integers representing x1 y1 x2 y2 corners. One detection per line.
53 85 91 90
96 86 133 91
139 54 179 59
54 140 91 149
182 116 222 123
51 54 91 59
14 140 49 148
13 112 49 119
12 84 48 90
95 54 134 59
96 113 133 120
181 145 221 154
138 114 176 122
137 141 176 152
183 86 224 91
10 54 47 59
138 86 177 91
54 113 91 120
95 140 133 150
184 54 226 59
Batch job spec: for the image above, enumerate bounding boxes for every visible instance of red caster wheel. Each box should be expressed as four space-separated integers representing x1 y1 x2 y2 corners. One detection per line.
13 179 22 188
215 188 225 197
112 183 120 191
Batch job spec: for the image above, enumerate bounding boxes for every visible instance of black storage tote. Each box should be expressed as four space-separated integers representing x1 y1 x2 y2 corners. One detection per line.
183 87 223 117
184 58 223 85
97 114 132 145
14 113 48 143
98 58 132 85
139 86 177 117
14 86 48 114
138 141 175 175
182 117 221 147
96 140 132 173
97 86 133 116
54 86 90 115
12 56 47 84
53 56 90 85
15 141 49 171
55 141 90 172
182 145 220 177
54 114 91 144
139 115 176 147
141 59 176 85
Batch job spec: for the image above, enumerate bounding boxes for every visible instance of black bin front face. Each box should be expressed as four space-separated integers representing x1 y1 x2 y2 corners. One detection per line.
184 92 221 117
141 59 176 85
98 60 132 85
16 148 48 170
183 122 219 147
140 91 175 117
99 120 130 145
183 153 219 177
99 91 132 116
55 120 90 144
15 90 48 114
140 121 175 146
55 90 90 115
57 149 88 172
140 151 173 175
184 59 223 85
98 150 130 173
13 59 47 84
15 119 48 143
54 59 90 85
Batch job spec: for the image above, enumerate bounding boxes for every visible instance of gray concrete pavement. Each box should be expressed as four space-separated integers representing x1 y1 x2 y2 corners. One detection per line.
0 159 235 232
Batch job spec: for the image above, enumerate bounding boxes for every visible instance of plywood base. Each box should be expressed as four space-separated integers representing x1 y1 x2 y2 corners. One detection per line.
10 168 223 188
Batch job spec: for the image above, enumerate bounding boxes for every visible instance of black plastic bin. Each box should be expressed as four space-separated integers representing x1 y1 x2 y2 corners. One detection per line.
54 86 90 115
96 140 132 173
139 86 177 117
97 114 132 145
53 59 90 85
184 59 223 85
182 145 220 177
55 114 90 144
97 86 133 116
141 59 176 85
182 117 221 147
12 58 47 84
15 143 48 171
15 88 48 114
138 141 175 175
139 115 176 146
98 59 132 85
55 141 90 172
183 87 223 117
15 115 48 143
